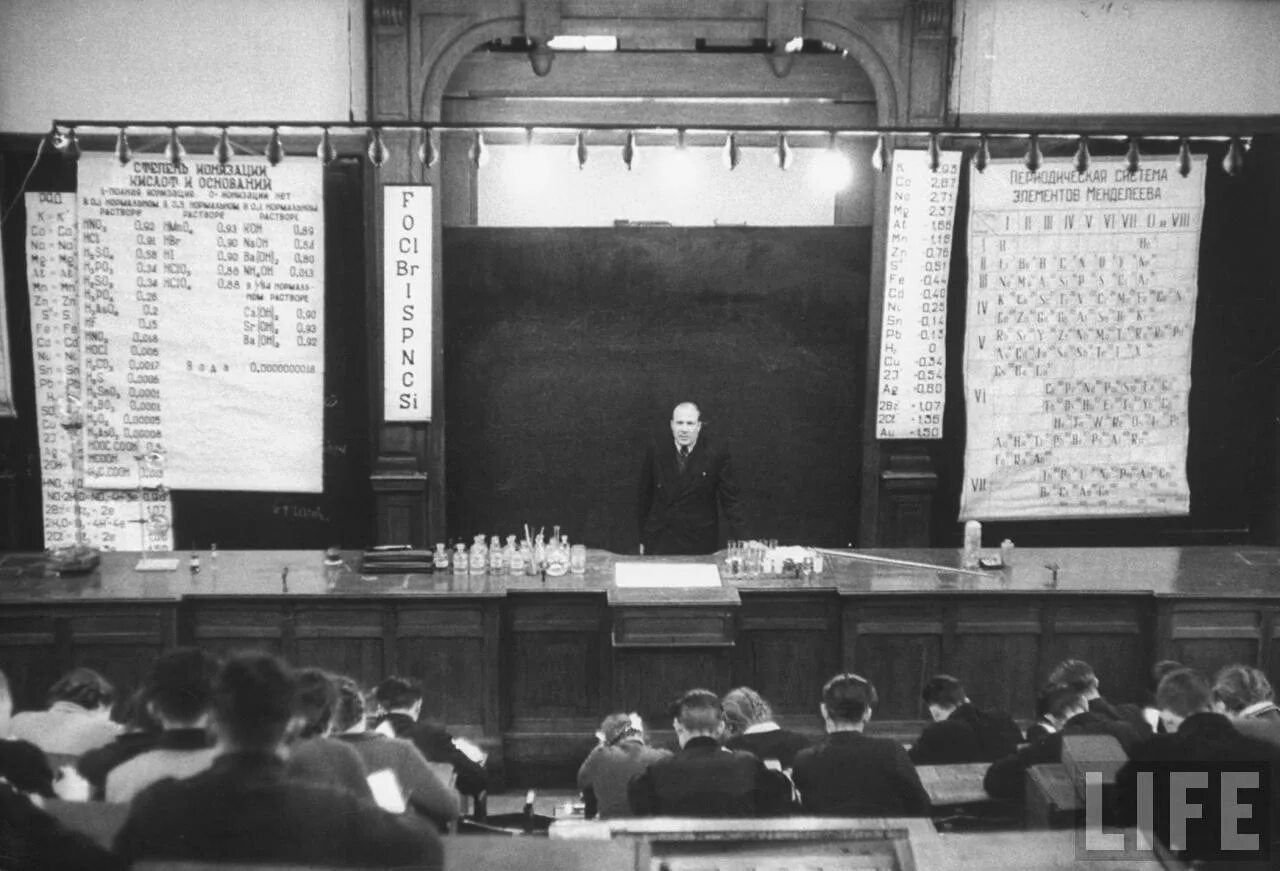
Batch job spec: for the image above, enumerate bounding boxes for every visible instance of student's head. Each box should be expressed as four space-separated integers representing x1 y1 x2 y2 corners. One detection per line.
820 673 877 730
1156 669 1212 732
0 668 11 736
1150 660 1185 694
921 675 968 722
47 667 116 714
1048 659 1100 700
113 686 160 734
1036 682 1090 728
1211 665 1274 718
373 676 423 717
597 712 645 747
721 687 774 736
331 675 368 734
293 668 338 739
212 653 298 752
669 689 724 746
670 402 702 450
146 647 220 728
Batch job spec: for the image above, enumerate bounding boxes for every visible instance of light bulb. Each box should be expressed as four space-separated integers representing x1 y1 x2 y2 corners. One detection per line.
368 128 389 167
1072 136 1090 174
722 132 741 171
165 128 186 168
775 134 794 171
871 135 887 173
1223 137 1245 177
214 128 233 166
467 131 488 169
418 128 438 168
1125 136 1141 175
316 128 337 165
572 131 587 170
1176 137 1192 178
927 133 941 172
115 128 132 166
974 133 990 174
1023 134 1042 173
622 131 637 171
266 127 285 166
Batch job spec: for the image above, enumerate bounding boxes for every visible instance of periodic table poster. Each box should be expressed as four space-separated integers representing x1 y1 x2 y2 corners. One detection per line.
960 156 1205 520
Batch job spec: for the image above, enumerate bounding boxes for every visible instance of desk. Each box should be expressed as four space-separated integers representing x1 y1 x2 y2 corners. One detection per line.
915 763 992 807
5 546 1280 784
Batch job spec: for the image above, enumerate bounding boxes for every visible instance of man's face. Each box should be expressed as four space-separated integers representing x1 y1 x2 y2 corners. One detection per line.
671 405 702 449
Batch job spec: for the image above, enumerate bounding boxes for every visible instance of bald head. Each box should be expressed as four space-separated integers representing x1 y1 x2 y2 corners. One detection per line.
671 402 702 451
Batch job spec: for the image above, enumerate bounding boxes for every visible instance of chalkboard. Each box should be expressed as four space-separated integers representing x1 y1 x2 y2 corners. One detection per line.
933 137 1280 546
442 226 871 552
0 149 370 551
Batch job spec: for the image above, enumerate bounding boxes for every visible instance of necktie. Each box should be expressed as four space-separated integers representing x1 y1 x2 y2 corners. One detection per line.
677 446 690 471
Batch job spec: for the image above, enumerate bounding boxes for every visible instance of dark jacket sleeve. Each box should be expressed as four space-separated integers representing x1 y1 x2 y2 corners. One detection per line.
893 747 933 816
753 764 795 815
637 444 656 546
982 735 1062 802
715 446 746 540
908 722 948 764
628 768 657 816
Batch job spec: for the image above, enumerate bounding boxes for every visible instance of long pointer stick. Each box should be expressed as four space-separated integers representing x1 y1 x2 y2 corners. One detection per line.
812 548 992 579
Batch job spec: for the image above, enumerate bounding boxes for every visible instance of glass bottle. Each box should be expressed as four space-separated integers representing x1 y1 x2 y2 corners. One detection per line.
452 542 468 575
489 535 504 574
469 534 487 575
433 543 450 571
533 534 547 573
509 537 526 575
546 535 568 577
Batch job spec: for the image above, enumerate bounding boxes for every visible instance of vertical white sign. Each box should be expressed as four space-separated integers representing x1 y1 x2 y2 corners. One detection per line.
875 149 961 439
383 185 432 421
0 226 13 417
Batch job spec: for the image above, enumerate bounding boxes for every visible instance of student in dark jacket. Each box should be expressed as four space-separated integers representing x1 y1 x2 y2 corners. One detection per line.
373 675 489 801
113 653 441 869
1049 658 1152 738
721 686 810 770
791 673 931 817
908 674 1022 765
983 682 1145 802
1114 668 1280 866
628 689 792 817
76 687 161 799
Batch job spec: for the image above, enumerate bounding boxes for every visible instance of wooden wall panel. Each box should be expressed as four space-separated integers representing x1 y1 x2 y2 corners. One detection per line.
613 649 734 729
0 612 58 711
737 593 839 718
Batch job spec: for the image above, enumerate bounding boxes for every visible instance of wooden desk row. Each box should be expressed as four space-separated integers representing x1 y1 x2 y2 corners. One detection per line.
4 547 1280 782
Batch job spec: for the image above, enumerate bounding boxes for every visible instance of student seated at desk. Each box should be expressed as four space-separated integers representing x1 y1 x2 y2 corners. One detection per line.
578 711 670 819
908 675 1021 765
1212 664 1280 747
1049 658 1151 739
721 686 811 770
1113 668 1280 866
983 683 1145 802
790 673 931 817
628 689 792 817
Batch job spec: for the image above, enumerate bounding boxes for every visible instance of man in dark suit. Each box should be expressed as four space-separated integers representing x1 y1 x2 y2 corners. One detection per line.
637 401 746 555
909 674 1023 765
113 652 441 869
791 673 932 816
628 689 791 816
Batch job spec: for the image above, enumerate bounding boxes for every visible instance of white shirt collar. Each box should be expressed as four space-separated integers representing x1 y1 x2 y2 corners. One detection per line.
1240 701 1277 718
743 722 781 735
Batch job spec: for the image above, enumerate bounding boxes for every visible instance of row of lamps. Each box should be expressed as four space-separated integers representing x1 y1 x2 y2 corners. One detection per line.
48 124 1251 178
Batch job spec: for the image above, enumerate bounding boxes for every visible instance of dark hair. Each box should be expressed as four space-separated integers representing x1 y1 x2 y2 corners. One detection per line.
147 647 220 723
213 653 297 750
668 689 723 734
331 675 366 733
1212 665 1273 713
1047 659 1098 694
921 675 967 708
294 669 338 739
47 668 116 710
721 687 773 734
373 676 422 712
114 686 161 733
1036 682 1088 721
822 673 877 723
1156 669 1212 718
